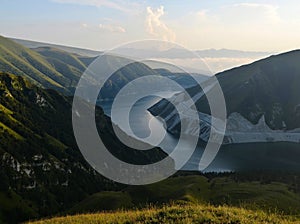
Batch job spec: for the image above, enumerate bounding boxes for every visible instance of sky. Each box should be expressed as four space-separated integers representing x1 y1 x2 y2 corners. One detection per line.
1 0 300 52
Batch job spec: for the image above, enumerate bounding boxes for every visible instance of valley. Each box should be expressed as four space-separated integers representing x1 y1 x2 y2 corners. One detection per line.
3 1 300 223
0 35 300 223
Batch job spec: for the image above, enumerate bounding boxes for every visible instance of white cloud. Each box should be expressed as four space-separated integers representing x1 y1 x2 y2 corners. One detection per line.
233 3 280 24
80 23 88 28
80 22 126 33
197 10 208 19
99 24 126 33
146 6 176 42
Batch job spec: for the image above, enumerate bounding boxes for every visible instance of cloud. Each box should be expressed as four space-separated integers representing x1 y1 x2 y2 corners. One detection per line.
233 3 280 24
80 23 126 33
99 24 126 33
80 23 88 28
51 0 138 13
146 6 176 42
197 10 208 19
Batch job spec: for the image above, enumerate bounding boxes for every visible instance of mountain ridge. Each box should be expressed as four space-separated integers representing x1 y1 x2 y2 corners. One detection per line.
148 49 300 171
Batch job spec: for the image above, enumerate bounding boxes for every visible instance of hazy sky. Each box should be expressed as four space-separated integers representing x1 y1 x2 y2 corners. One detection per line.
1 0 300 52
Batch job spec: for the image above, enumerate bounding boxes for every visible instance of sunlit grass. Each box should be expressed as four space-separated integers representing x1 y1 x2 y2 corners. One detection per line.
28 203 300 224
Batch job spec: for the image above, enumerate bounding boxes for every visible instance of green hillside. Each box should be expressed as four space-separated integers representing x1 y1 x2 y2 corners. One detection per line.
1 71 300 223
2 37 300 223
0 71 109 223
28 204 300 224
11 38 102 57
1 36 207 100
0 37 154 99
0 72 167 223
67 174 300 217
0 36 100 94
0 36 67 90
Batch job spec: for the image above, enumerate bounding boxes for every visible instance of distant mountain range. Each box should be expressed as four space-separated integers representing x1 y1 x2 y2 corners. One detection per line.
11 37 272 59
10 37 274 75
1 36 209 100
115 47 272 59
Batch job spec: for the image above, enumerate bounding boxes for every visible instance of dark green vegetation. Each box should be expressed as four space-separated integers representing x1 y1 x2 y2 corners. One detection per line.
0 72 167 223
66 173 300 217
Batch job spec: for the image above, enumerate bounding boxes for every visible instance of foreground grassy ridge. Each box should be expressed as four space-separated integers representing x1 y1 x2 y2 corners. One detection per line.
69 175 300 215
29 204 300 224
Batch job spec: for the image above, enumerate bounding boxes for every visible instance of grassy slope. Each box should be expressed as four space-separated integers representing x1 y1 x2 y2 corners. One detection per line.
67 175 300 216
0 36 91 93
0 36 171 99
0 72 169 223
0 36 64 88
28 204 300 224
209 177 300 214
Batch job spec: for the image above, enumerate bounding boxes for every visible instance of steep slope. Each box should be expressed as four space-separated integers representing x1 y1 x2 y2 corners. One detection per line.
150 50 300 135
0 36 101 95
215 50 300 130
0 36 156 97
0 36 69 91
0 72 168 223
148 50 300 171
34 47 86 78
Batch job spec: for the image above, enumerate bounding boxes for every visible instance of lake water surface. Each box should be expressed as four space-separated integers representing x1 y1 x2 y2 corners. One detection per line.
99 92 209 170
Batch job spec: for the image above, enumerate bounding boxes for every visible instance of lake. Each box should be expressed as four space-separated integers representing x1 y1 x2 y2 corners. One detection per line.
98 94 296 172
98 92 207 171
